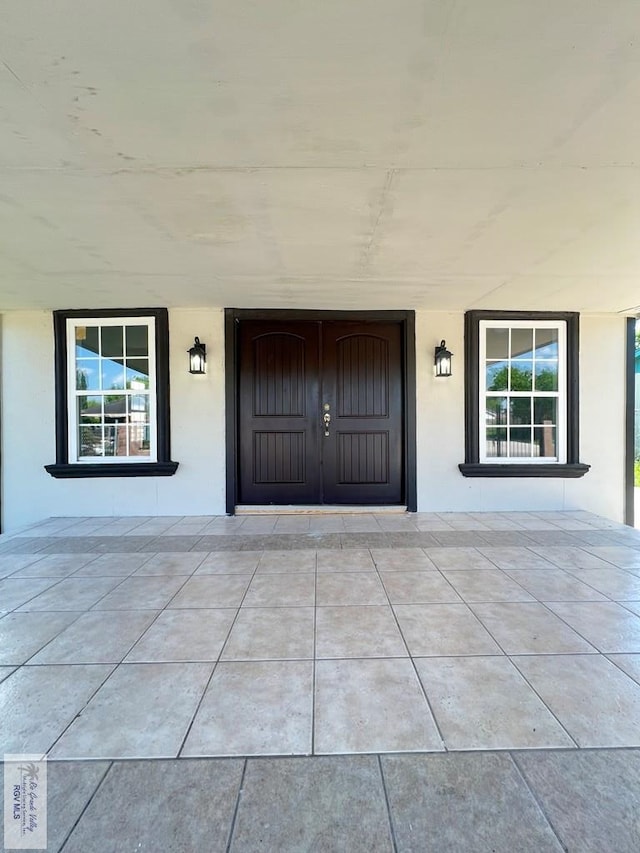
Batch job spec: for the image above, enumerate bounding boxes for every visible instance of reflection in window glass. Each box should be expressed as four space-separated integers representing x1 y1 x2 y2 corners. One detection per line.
486 328 509 359
70 318 155 462
481 320 564 463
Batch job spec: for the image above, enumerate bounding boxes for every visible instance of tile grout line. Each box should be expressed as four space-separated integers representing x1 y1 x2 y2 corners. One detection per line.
373 548 448 752
377 755 399 853
58 760 115 852
508 752 570 852
311 550 318 756
176 551 263 757
224 758 248 853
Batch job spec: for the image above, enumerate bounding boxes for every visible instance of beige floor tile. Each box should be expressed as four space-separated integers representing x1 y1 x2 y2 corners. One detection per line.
607 653 640 685
182 660 313 756
221 607 314 660
394 603 502 656
423 548 497 571
582 547 640 568
476 548 556 570
370 549 435 571
133 553 205 575
0 611 82 665
315 605 407 658
17 577 123 611
545 601 640 653
380 571 461 604
316 573 387 606
0 577 63 612
11 554 98 577
564 568 640 601
28 610 158 664
314 658 443 754
196 551 262 574
73 553 154 577
168 575 250 608
256 550 317 573
316 549 375 572
92 576 187 610
513 654 640 747
501 569 607 602
243 574 315 607
49 662 213 759
442 570 535 602
528 546 612 569
623 600 640 616
470 602 597 654
0 664 114 754
415 656 574 750
126 609 237 662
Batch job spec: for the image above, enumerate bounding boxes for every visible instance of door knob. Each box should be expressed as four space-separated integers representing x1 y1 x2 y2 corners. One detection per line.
323 411 331 436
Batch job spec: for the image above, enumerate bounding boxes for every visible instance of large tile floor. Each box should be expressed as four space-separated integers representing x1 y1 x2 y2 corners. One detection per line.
1 511 640 850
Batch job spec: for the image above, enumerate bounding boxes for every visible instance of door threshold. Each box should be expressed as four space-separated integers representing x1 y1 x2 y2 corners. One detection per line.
235 505 409 515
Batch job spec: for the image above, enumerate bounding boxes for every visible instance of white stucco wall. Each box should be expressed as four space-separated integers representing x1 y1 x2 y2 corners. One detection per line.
415 310 627 519
0 308 629 531
1 308 227 531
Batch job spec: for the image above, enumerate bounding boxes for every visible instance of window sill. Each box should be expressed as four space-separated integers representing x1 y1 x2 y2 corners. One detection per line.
45 461 179 479
458 463 590 478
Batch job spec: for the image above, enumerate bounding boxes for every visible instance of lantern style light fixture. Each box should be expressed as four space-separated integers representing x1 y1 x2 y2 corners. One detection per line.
434 339 453 377
188 336 207 374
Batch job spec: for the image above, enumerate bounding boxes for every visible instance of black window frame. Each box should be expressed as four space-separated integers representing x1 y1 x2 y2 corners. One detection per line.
459 310 590 478
45 307 178 478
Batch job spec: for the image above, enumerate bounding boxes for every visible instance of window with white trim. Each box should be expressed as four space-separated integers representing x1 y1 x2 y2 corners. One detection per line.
46 308 178 479
68 317 157 462
459 310 589 478
480 319 566 463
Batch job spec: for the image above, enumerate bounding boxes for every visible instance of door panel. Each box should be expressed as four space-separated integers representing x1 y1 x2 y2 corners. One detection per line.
321 322 403 504
238 322 320 504
237 318 403 505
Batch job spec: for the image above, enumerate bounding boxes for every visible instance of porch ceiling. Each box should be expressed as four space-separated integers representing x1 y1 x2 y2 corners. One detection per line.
1 2 640 313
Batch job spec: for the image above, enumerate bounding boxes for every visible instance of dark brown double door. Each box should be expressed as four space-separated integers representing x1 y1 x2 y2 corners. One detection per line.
238 319 404 505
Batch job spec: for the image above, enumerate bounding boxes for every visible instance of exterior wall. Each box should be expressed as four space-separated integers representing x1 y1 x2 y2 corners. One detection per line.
415 310 627 520
0 307 628 531
1 308 227 531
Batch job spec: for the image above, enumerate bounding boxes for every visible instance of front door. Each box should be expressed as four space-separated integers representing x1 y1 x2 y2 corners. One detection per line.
237 318 404 505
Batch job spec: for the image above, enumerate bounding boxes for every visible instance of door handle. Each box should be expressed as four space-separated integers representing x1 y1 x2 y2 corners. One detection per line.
323 411 331 436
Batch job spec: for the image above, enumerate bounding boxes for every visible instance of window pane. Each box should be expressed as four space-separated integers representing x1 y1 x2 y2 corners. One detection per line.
126 359 150 389
101 326 123 358
535 362 558 391
485 328 509 359
486 427 507 457
534 328 559 359
486 363 508 391
109 424 128 457
102 359 125 391
510 398 531 425
486 396 507 425
79 425 102 457
534 397 557 425
77 396 102 423
75 326 99 358
126 325 149 357
509 362 532 391
510 427 534 457
128 395 150 419
103 395 126 419
129 424 151 456
511 328 533 359
76 361 100 391
534 426 557 458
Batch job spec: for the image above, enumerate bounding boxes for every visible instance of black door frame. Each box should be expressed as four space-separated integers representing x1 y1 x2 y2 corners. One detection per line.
225 308 417 514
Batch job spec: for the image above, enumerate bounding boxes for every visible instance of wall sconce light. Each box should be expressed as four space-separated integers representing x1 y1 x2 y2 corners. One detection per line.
188 337 207 374
434 340 453 377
